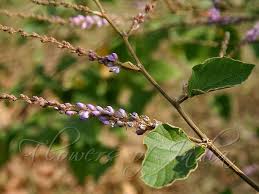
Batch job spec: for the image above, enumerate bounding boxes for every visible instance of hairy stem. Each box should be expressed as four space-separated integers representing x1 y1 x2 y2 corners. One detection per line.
31 0 102 16
94 0 259 191
0 9 68 25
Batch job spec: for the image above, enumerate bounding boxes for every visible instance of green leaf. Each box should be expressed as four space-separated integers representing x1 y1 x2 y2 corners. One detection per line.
141 124 205 188
188 57 255 97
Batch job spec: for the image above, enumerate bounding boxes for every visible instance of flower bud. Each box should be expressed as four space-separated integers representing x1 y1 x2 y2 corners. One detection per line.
92 110 101 116
107 53 118 62
79 111 90 120
87 104 96 111
65 110 77 116
76 102 86 109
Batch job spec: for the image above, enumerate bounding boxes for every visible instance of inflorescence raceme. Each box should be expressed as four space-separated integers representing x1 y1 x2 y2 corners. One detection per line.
0 94 160 135
0 24 121 74
69 15 108 29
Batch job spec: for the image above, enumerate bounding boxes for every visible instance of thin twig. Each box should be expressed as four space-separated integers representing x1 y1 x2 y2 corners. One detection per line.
0 23 88 56
0 23 138 72
31 0 102 17
0 9 68 25
150 15 259 33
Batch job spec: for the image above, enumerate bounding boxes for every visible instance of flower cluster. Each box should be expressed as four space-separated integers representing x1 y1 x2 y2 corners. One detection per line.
0 93 160 135
87 50 120 73
207 7 221 22
244 22 259 42
69 15 108 29
66 102 160 135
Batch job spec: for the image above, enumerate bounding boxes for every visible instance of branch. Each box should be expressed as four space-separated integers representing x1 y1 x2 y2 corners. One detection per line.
92 0 259 191
0 23 88 56
0 23 139 72
31 0 102 17
0 9 68 25
150 15 259 33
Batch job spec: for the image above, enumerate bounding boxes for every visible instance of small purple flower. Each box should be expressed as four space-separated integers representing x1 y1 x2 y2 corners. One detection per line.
76 102 86 109
85 16 95 25
107 53 118 62
102 120 110 125
81 21 89 29
69 15 108 30
103 110 113 116
245 22 259 42
106 106 115 114
115 108 127 118
109 66 120 74
92 110 101 116
65 110 77 116
87 50 120 74
96 106 104 112
87 104 96 111
99 116 110 125
208 8 221 22
79 111 90 120
130 112 139 120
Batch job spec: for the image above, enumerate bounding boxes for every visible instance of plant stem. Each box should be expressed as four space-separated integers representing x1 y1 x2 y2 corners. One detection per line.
93 0 259 191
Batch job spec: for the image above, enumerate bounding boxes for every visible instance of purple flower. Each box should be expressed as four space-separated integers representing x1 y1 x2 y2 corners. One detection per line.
96 106 104 112
106 106 115 114
107 53 118 62
99 116 110 125
69 15 108 30
86 50 120 74
102 110 113 116
79 111 90 120
208 8 221 22
115 108 127 118
245 22 259 42
65 110 77 116
87 104 96 111
109 66 120 74
130 112 139 120
85 16 95 25
92 110 101 116
76 102 86 109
